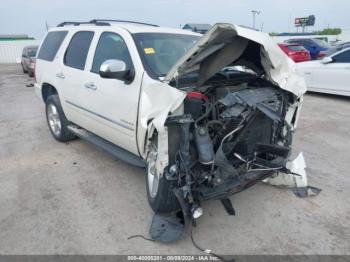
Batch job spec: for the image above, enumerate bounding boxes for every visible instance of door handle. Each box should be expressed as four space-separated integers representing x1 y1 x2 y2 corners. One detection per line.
56 72 65 79
84 82 97 90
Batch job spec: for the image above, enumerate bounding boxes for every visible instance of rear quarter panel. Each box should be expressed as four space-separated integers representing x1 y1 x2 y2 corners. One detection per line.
35 30 73 112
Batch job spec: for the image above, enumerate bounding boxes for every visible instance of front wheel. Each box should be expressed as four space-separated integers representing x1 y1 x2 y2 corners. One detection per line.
146 141 179 213
45 95 75 142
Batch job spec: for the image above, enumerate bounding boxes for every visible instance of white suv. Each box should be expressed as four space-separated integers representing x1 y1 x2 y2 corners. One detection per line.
35 20 309 221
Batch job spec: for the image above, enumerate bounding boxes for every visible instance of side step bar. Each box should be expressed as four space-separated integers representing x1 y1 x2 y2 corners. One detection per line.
67 125 146 168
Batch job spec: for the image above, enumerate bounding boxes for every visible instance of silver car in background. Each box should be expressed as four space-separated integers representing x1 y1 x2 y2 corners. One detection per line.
21 45 38 77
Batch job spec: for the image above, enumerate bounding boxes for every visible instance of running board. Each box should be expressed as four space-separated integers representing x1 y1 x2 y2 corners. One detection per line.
67 125 146 168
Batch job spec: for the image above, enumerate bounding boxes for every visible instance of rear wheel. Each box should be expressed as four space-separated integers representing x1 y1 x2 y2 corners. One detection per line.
45 95 75 142
146 138 179 213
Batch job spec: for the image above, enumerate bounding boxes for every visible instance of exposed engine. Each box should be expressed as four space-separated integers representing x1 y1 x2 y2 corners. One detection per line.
147 23 312 244
166 80 295 204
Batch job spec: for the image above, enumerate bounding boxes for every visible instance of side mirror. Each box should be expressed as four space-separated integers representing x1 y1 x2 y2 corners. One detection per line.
321 57 333 64
99 59 134 83
22 54 27 58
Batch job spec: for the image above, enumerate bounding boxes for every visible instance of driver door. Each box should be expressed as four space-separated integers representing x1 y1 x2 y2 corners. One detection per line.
79 31 143 155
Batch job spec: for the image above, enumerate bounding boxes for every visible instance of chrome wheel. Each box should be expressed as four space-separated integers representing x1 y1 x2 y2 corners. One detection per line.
147 150 159 198
47 103 61 137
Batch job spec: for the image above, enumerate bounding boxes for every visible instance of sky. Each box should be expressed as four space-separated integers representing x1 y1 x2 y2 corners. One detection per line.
1 0 349 39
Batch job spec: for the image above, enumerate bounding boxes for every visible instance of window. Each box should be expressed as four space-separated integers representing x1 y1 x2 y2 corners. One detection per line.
64 31 94 70
286 45 306 51
312 39 331 49
91 32 132 73
37 31 68 61
133 33 199 78
288 39 304 45
303 39 313 46
27 48 38 57
333 50 350 63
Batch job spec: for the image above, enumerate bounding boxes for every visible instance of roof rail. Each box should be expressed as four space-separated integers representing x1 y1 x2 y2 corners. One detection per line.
89 19 159 27
57 21 110 27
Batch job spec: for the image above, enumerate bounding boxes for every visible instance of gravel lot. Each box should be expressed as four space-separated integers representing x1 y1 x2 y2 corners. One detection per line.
0 64 349 255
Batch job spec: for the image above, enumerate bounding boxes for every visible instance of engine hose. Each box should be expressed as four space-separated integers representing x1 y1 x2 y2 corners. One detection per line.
195 102 219 126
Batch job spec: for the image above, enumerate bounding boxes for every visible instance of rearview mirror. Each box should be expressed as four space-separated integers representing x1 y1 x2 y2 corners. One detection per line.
99 59 134 83
321 56 333 64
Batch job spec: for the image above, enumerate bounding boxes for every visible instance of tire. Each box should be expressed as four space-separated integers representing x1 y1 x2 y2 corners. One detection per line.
146 167 180 213
22 63 28 74
146 138 180 213
45 95 76 142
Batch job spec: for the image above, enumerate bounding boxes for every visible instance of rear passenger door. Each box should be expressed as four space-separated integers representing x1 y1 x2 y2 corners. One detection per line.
59 31 95 126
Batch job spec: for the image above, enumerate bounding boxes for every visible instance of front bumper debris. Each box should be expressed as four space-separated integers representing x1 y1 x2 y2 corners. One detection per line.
263 152 321 197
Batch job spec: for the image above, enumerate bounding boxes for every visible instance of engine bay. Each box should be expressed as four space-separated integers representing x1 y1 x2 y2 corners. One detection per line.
145 23 314 244
165 73 296 205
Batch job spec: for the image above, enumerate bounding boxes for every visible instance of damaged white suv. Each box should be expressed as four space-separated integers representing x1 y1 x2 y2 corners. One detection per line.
35 20 312 234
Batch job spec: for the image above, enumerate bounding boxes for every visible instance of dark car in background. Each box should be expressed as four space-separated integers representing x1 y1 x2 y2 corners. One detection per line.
278 43 311 62
285 38 331 60
21 45 38 77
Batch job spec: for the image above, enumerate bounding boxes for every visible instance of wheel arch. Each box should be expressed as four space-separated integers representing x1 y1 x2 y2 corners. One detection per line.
41 83 58 102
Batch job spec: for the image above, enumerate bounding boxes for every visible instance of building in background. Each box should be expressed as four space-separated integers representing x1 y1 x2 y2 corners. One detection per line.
0 34 34 41
0 34 40 63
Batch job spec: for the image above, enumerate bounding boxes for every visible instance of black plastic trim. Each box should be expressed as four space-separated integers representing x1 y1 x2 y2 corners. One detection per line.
67 125 146 168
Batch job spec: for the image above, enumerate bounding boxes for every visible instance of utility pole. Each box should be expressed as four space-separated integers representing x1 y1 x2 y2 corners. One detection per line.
260 22 264 32
251 10 261 29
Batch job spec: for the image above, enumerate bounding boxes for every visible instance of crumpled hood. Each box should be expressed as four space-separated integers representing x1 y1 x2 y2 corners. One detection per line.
163 23 306 97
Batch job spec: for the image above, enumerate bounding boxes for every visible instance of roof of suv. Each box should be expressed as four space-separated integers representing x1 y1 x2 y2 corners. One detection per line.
53 21 200 36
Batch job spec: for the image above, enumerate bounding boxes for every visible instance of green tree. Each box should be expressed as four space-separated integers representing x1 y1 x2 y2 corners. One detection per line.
318 28 342 35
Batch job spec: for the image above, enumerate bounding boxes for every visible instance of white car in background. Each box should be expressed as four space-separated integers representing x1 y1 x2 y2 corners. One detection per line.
297 47 350 97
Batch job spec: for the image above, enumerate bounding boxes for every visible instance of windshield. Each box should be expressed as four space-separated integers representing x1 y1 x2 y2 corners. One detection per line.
133 33 200 78
325 44 350 56
27 48 38 57
325 47 342 56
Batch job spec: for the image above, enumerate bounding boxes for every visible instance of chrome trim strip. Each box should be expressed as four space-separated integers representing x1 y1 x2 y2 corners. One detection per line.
65 100 134 131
